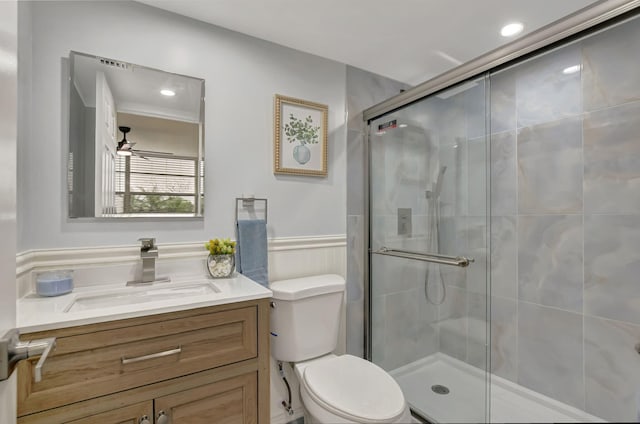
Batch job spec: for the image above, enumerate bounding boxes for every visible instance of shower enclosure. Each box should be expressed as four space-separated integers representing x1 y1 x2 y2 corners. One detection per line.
369 76 491 423
365 2 640 422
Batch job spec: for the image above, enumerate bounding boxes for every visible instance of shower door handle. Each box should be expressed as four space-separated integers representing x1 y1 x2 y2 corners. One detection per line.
372 247 474 268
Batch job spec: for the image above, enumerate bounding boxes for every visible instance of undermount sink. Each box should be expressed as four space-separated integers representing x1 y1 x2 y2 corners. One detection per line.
64 281 221 313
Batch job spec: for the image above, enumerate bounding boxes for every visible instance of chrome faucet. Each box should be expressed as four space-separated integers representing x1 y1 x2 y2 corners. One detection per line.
127 238 170 286
140 237 158 283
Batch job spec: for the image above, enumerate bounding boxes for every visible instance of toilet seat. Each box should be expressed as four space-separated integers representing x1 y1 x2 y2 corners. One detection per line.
301 355 407 423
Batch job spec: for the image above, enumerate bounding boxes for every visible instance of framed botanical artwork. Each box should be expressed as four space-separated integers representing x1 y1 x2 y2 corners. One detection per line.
274 94 328 176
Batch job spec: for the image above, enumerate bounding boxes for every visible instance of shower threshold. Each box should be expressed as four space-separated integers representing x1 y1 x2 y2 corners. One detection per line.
390 353 605 423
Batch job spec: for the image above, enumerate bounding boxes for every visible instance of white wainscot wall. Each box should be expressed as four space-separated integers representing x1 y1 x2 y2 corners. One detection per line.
16 235 346 424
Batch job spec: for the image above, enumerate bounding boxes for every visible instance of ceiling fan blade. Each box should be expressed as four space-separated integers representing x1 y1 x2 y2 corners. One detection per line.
132 149 174 157
128 150 148 160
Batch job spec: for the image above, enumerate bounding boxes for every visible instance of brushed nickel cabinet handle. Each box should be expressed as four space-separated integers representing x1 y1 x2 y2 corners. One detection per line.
121 346 181 365
156 410 170 424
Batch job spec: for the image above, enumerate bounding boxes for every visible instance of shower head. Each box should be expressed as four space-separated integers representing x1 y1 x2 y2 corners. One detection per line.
434 166 447 197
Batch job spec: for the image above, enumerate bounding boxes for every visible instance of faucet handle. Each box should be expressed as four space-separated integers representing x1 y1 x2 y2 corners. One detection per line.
138 238 156 252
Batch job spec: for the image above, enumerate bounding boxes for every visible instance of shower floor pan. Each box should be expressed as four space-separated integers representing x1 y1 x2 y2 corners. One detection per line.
391 353 605 423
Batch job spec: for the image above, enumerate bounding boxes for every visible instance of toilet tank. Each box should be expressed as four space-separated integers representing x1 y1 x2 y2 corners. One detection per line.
270 274 345 362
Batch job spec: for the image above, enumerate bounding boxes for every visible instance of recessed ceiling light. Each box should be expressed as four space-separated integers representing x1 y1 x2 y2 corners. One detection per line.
160 89 175 97
563 65 581 74
399 124 408 128
501 22 524 37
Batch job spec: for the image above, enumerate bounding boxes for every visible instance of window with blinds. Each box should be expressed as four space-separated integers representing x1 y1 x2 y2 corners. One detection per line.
115 152 202 214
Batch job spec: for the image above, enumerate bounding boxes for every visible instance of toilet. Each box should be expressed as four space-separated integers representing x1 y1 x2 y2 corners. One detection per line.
270 274 412 424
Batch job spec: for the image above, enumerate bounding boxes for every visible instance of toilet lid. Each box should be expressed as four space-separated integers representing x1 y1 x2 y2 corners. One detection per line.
302 355 406 423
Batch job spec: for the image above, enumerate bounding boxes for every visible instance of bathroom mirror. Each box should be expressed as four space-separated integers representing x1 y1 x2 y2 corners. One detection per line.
67 51 205 218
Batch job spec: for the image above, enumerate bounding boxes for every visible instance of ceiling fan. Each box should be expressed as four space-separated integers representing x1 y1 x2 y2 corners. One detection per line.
116 126 173 159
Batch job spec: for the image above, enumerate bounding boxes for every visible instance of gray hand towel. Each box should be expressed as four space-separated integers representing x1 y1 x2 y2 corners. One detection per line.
235 219 269 287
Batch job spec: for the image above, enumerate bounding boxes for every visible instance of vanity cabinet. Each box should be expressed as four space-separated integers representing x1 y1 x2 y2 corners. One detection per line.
16 298 269 423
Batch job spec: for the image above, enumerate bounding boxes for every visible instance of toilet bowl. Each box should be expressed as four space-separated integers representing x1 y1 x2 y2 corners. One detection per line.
294 354 412 423
270 275 411 423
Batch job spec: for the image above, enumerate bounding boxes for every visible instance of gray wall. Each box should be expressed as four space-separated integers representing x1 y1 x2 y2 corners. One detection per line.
488 16 640 422
18 0 347 251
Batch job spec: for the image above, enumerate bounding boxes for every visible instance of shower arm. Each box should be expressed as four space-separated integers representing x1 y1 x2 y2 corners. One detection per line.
372 247 474 268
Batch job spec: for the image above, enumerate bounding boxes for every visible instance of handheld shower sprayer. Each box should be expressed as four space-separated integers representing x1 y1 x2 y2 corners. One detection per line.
425 166 447 199
434 166 447 197
425 165 447 305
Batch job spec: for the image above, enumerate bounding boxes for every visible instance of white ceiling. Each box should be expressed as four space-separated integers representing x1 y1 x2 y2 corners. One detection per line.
137 0 599 86
72 52 203 123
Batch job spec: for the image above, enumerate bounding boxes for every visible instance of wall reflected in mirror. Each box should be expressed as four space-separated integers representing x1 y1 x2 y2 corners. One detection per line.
67 51 205 218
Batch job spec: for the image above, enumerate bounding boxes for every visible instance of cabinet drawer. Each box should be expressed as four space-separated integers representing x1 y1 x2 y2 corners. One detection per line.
18 306 257 416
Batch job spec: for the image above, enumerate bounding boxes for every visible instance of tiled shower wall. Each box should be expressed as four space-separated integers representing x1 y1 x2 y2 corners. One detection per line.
345 66 408 358
489 17 640 422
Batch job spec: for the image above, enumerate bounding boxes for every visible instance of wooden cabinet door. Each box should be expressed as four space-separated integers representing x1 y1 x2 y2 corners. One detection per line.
66 401 153 424
154 372 257 424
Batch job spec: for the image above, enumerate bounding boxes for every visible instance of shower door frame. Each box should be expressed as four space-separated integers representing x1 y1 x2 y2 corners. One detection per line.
363 0 640 124
363 0 640 421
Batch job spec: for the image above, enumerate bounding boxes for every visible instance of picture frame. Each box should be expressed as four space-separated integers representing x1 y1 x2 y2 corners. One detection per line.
274 94 328 176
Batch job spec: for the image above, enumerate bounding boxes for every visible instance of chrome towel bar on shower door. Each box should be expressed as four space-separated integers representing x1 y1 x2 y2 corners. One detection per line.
371 247 474 268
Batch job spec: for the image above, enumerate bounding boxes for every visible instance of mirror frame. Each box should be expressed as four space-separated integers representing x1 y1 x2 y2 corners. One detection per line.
66 51 206 220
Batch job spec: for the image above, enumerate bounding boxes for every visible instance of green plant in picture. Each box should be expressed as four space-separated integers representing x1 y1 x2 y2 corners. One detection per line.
284 113 320 165
130 194 194 213
205 238 236 255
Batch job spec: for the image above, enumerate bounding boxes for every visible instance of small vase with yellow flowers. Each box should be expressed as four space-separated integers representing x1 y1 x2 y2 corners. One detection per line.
205 238 236 278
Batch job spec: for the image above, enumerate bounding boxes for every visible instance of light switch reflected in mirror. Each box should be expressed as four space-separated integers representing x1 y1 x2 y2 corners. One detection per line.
67 51 205 218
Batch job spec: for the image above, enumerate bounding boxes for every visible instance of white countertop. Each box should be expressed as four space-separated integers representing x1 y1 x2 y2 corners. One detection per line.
18 273 272 333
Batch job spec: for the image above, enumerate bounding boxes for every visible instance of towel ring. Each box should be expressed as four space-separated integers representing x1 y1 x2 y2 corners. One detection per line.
235 197 268 224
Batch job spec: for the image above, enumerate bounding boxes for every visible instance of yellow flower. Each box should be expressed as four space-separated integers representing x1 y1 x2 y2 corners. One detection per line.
205 238 236 255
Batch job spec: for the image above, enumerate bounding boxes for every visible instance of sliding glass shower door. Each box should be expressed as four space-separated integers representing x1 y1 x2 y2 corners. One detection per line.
368 76 490 423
